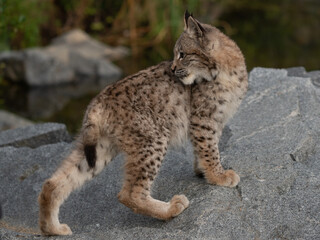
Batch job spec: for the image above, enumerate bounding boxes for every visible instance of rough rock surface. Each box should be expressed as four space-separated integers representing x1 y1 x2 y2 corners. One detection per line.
0 123 71 148
0 29 127 86
0 67 320 240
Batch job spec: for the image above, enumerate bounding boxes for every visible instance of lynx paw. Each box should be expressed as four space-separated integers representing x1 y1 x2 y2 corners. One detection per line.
168 195 189 218
206 169 240 187
57 224 72 235
41 223 72 236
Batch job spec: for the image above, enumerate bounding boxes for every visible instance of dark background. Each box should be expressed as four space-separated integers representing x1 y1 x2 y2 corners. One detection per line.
0 0 319 133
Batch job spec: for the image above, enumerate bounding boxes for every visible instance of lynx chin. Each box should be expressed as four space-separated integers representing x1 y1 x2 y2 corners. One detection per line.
38 11 248 235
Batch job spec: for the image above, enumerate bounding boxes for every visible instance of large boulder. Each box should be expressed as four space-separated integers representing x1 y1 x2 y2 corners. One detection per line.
0 67 319 239
24 48 75 85
0 29 127 86
51 29 129 61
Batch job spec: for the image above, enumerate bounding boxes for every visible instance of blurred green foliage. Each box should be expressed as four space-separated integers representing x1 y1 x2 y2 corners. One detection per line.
0 0 48 50
0 0 319 70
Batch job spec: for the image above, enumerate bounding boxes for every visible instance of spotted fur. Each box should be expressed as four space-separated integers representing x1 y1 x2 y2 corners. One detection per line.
38 11 248 235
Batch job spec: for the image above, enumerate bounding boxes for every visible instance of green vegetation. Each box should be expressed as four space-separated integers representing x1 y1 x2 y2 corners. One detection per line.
0 0 48 50
0 0 319 70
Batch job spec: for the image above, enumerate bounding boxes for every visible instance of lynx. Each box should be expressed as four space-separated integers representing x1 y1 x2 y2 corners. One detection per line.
38 11 248 235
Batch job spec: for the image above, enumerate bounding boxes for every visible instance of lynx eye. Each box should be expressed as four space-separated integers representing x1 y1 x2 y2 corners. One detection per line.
178 52 184 60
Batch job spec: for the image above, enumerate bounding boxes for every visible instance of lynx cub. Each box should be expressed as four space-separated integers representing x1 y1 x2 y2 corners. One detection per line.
38 11 248 235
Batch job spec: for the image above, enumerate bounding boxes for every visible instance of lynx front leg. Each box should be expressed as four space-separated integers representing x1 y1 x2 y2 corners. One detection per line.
118 140 189 220
190 121 240 188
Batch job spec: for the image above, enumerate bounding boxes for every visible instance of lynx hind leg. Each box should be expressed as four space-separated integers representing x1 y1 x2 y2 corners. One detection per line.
38 137 117 235
118 140 189 220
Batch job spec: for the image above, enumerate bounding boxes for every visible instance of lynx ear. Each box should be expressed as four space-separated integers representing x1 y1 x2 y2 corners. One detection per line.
185 14 205 38
184 10 192 30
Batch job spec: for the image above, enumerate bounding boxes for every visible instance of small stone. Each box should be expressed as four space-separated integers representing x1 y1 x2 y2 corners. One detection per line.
286 66 307 77
290 135 316 162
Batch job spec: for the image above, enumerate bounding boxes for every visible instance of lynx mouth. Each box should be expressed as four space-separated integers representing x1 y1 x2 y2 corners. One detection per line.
180 73 197 85
173 67 198 85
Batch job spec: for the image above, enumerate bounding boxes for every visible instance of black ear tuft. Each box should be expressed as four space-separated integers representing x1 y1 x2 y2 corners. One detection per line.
184 10 191 28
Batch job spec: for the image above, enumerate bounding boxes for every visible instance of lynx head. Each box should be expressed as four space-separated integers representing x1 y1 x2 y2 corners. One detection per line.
171 11 243 85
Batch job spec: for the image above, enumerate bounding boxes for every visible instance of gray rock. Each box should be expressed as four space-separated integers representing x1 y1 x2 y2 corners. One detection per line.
0 123 71 148
0 143 72 238
97 58 122 80
286 66 308 77
287 66 320 88
51 29 130 61
24 48 75 86
0 67 320 239
0 110 33 131
0 51 25 83
68 49 121 80
0 29 126 86
0 49 74 86
308 70 320 88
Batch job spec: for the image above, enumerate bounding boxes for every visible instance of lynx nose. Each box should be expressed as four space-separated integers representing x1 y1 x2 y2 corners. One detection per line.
171 64 176 73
